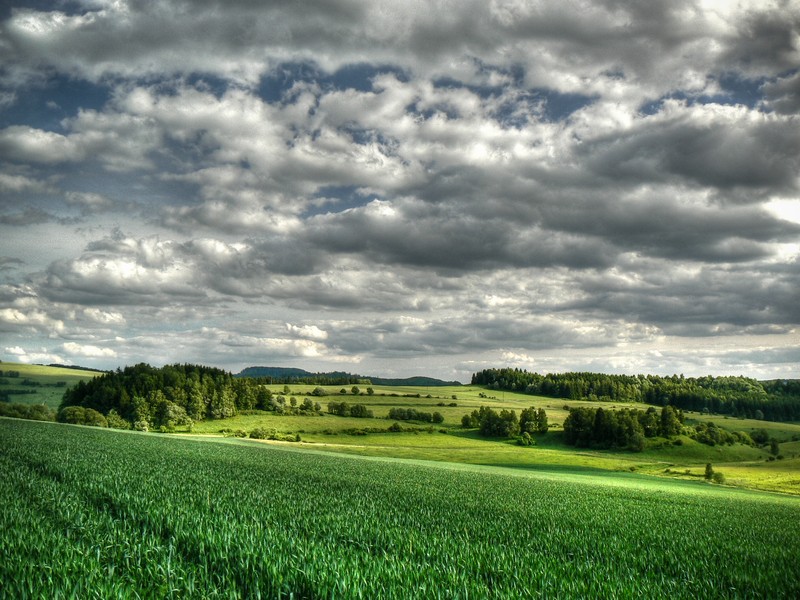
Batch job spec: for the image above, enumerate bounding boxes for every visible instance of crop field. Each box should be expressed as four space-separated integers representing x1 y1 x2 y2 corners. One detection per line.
0 363 100 410
2 418 799 598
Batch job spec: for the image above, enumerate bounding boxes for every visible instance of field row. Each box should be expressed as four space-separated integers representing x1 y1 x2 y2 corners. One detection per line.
2 418 799 598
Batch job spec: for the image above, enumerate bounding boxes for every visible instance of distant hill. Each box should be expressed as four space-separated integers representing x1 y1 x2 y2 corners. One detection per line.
235 366 461 387
46 363 108 373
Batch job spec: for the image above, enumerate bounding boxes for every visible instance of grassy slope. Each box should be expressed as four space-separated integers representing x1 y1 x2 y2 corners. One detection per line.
0 362 101 410
3 419 799 598
7 365 795 495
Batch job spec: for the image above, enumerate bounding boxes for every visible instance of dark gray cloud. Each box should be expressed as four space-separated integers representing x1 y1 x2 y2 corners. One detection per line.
762 70 800 114
579 106 800 193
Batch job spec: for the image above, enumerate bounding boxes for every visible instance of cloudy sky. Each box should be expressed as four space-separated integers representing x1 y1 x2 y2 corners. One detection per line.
1 0 799 381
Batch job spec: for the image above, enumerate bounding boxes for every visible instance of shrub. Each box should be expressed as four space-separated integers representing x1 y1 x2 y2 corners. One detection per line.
517 432 534 447
712 472 726 484
106 409 130 430
249 427 273 440
57 406 108 428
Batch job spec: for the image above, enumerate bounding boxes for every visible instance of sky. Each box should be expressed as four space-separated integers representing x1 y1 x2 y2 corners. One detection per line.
0 0 799 382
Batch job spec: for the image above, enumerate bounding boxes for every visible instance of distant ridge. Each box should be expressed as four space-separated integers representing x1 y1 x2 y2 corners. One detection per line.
45 363 108 373
235 366 461 387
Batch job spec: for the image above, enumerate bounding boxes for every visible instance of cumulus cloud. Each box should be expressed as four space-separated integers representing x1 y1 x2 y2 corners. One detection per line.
61 341 117 358
0 0 798 378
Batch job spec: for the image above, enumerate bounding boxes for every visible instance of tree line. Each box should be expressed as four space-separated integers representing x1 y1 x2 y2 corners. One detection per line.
472 369 800 421
388 407 444 424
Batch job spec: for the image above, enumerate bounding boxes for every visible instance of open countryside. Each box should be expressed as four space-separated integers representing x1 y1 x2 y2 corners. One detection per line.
2 360 800 596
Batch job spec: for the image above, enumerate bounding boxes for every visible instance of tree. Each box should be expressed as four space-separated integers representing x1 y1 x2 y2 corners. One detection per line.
660 405 682 437
770 439 780 456
535 408 548 433
351 386 361 395
705 463 714 480
366 387 374 396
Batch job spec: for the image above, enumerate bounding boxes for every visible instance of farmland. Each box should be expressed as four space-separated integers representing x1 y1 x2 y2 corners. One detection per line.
0 362 100 410
4 362 799 495
187 382 800 495
2 418 799 598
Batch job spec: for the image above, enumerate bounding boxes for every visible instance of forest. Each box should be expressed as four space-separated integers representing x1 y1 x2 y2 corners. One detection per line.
472 369 800 421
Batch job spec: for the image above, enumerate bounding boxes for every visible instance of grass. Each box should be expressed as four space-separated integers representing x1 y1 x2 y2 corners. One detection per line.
182 385 800 494
5 362 797 495
2 418 799 598
0 362 101 410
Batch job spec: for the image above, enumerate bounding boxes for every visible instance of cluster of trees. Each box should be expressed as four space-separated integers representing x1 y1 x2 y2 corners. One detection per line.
263 395 324 416
691 422 754 447
326 402 374 418
563 406 684 451
519 407 548 434
309 386 374 397
461 406 548 439
387 407 444 423
472 369 800 421
60 363 281 430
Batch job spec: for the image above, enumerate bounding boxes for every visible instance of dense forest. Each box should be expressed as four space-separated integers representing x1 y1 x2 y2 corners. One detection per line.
472 369 800 422
59 363 279 431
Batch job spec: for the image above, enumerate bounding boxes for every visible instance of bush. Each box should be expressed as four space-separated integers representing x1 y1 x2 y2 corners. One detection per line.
57 406 108 428
711 472 726 484
517 432 534 447
250 427 273 440
106 409 130 430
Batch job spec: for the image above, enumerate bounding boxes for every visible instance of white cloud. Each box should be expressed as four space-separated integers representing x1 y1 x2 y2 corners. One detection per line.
287 323 328 341
61 341 117 358
4 345 65 364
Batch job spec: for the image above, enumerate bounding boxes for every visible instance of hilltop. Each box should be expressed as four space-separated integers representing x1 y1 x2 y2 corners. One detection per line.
235 365 462 387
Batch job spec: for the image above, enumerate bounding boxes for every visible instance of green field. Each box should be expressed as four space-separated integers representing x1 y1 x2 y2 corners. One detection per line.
2 418 799 598
0 362 101 410
186 383 800 495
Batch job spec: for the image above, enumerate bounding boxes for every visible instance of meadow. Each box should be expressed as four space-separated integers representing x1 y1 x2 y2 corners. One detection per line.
2 418 799 598
0 362 99 410
189 382 800 495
